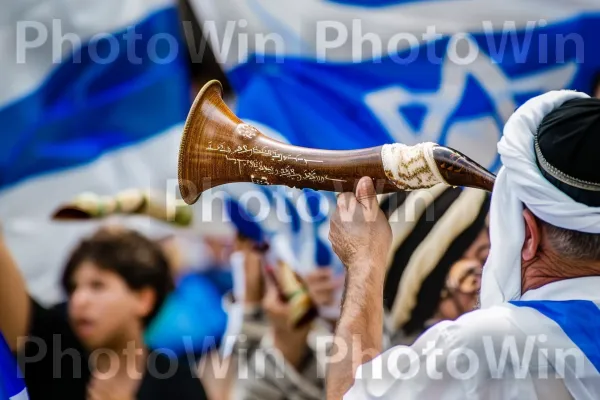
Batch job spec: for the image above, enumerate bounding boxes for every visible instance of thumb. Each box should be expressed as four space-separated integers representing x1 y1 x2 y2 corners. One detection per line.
355 176 378 210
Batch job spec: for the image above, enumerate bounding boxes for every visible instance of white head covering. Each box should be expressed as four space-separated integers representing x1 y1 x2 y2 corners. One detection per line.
480 89 600 308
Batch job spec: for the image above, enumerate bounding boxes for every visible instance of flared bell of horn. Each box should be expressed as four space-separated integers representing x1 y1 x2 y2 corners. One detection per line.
178 80 496 205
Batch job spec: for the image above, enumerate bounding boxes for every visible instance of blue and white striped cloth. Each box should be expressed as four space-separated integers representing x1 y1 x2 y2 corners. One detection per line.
217 182 342 275
345 277 600 399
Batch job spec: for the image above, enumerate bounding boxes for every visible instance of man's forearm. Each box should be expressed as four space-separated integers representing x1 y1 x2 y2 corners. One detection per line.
0 233 30 350
326 263 385 400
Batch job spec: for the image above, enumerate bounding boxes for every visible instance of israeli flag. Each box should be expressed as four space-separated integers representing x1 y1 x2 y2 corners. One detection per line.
0 0 191 304
217 182 341 275
0 334 28 400
190 0 600 175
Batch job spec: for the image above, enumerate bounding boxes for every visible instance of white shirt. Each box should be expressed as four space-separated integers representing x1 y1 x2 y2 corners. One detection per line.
344 277 600 400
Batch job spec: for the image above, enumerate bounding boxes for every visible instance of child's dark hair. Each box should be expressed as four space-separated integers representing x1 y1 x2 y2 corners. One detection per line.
61 226 174 326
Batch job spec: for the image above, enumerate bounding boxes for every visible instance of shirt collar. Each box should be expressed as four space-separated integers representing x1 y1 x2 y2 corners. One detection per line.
520 276 600 302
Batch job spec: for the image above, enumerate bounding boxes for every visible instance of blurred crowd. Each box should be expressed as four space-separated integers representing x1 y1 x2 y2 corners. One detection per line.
2 1 600 399
0 183 491 400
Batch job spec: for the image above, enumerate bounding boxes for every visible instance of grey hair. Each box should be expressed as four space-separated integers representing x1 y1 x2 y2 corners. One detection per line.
541 220 600 261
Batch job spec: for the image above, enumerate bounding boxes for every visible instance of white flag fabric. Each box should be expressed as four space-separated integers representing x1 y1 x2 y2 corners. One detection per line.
0 0 191 304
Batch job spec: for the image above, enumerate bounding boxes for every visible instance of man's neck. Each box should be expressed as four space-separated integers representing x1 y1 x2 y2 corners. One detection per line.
521 249 600 294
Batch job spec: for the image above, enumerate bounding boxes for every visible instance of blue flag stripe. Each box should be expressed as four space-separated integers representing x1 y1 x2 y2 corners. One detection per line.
0 333 26 398
510 300 600 373
0 6 190 192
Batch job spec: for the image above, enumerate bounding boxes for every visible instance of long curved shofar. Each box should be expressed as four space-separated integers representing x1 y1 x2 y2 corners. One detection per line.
51 189 193 227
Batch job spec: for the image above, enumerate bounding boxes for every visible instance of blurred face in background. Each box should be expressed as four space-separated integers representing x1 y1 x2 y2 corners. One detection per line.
461 222 491 266
438 258 483 320
67 261 154 350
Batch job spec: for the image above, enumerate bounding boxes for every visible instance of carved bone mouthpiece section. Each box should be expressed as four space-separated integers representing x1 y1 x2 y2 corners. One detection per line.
381 142 447 190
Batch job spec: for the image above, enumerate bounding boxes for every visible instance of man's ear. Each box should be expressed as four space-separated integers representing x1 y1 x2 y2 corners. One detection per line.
522 209 541 261
135 287 157 320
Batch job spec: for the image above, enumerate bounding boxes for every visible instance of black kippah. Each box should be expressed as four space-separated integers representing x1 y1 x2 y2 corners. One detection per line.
536 97 600 206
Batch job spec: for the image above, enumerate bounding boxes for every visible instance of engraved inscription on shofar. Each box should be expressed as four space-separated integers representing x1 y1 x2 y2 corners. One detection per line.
206 142 346 183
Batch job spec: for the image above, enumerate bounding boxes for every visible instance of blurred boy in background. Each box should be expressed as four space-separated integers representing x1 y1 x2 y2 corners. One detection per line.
0 225 207 400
